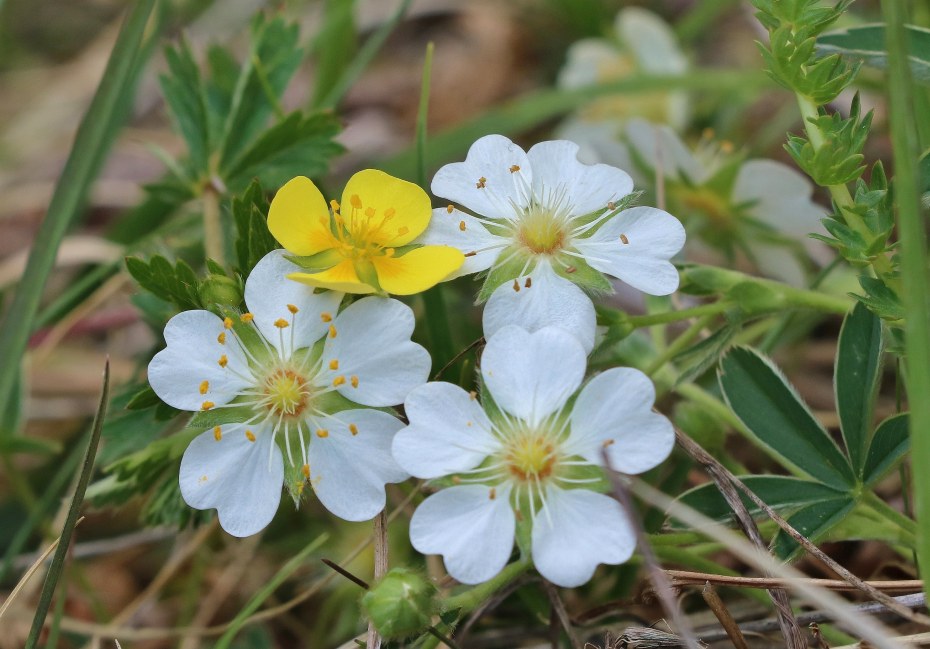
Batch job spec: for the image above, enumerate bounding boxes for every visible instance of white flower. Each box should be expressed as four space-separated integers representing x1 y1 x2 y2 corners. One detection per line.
148 250 427 537
392 326 674 587
621 118 829 286
421 135 685 352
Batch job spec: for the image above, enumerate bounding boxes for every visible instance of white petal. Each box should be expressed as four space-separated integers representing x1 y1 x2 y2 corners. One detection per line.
554 119 638 174
431 134 532 218
244 250 345 354
532 487 635 587
148 310 251 411
574 206 685 295
417 208 509 279
556 39 621 89
179 422 283 537
617 8 687 75
480 325 586 426
567 368 674 473
410 485 515 584
393 382 498 478
733 159 826 237
320 297 430 407
483 263 597 354
624 118 705 183
749 241 807 287
526 140 634 217
309 409 408 521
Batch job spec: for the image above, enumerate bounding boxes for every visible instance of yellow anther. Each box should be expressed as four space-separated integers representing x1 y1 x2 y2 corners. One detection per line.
217 332 226 345
213 426 222 441
476 176 487 189
620 233 629 245
512 279 520 292
365 206 376 218
349 423 358 436
459 220 466 231
329 324 337 338
287 304 299 314
509 164 521 173
603 439 615 448
274 318 289 329
218 354 228 368
608 201 616 210
384 248 395 257
350 375 359 388
384 208 396 219
464 251 477 257
201 401 215 411
469 390 477 400
330 199 340 212
396 226 409 237
316 429 329 438
302 463 310 478
446 204 454 214
199 380 210 395
245 429 256 442
524 277 532 289
350 194 363 209
223 317 233 329
332 375 346 387
721 140 734 153
240 312 254 323
467 421 473 427
321 312 333 323
702 127 715 140
329 359 339 370
489 487 497 500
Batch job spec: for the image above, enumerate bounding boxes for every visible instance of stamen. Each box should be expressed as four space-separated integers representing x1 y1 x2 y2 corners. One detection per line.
201 401 215 411
396 226 409 237
476 176 487 189
384 208 395 219
384 248 395 257
329 324 337 338
329 359 339 370
509 165 521 173
218 354 228 368
274 318 289 329
199 380 210 395
349 423 358 436
524 277 532 289
608 201 616 210
302 463 310 478
316 429 329 438
565 266 577 274
446 204 454 214
213 426 222 441
603 439 615 448
245 429 256 442
350 194 363 209
332 376 346 387
217 332 226 344
512 279 520 292
489 487 497 499
223 317 233 329
321 312 333 322
619 233 629 245
350 375 359 388
464 251 477 257
240 313 254 324
287 304 299 314
469 390 477 400
459 220 466 231
330 199 340 212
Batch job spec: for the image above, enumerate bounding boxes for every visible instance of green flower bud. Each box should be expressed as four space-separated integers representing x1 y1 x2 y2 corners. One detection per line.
199 274 243 307
361 568 437 640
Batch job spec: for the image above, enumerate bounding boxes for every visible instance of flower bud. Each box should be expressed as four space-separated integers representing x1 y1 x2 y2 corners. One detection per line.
199 274 242 307
361 568 437 640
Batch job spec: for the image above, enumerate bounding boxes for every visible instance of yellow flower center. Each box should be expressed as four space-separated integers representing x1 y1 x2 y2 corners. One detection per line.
675 186 733 229
263 367 310 417
517 203 568 255
328 196 398 262
504 430 559 482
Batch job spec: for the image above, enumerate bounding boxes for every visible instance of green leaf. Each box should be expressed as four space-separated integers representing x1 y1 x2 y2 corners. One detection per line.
676 475 847 525
125 255 203 311
125 385 162 411
773 497 855 560
817 23 930 85
221 111 343 192
835 302 884 476
863 413 910 486
310 0 357 106
673 321 740 385
719 346 855 489
160 38 210 177
232 180 278 275
854 275 904 321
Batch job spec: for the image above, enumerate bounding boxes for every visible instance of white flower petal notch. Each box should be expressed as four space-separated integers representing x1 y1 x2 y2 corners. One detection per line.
393 325 674 588
422 134 685 351
148 250 428 536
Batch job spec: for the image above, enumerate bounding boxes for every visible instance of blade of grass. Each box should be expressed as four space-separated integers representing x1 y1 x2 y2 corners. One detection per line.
213 532 329 649
315 0 414 110
0 0 155 434
882 0 930 607
24 360 110 649
0 520 77 622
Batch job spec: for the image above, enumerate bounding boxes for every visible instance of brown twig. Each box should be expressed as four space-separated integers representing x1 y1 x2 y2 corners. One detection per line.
432 336 484 380
365 511 388 649
321 559 370 590
673 429 806 648
667 570 923 593
543 581 581 649
675 429 930 627
603 453 703 649
701 582 750 649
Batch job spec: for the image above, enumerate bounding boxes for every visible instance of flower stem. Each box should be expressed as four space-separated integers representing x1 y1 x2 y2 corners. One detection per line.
626 301 731 327
203 184 225 266
881 0 930 604
441 558 531 614
645 314 714 376
862 490 917 546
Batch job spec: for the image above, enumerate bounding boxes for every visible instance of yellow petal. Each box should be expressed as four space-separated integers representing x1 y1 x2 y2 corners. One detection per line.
287 259 376 294
372 246 465 296
341 169 431 247
269 176 336 256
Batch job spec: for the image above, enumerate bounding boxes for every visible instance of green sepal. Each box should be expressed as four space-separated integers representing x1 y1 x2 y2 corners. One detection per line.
187 405 256 431
477 245 532 302
284 249 343 273
853 275 905 322
353 258 381 292
552 254 612 294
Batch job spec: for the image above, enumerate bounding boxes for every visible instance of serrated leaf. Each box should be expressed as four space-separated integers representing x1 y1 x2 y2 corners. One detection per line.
675 475 847 527
125 255 203 311
233 180 279 275
719 346 855 489
817 23 930 85
773 497 855 560
854 275 904 321
863 413 910 485
160 39 210 176
126 385 162 411
836 303 884 477
673 322 740 385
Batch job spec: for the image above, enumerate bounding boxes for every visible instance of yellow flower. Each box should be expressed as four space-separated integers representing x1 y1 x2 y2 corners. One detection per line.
269 170 464 295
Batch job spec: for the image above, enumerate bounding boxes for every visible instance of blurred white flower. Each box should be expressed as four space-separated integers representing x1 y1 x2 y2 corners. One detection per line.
392 326 674 587
147 250 427 536
421 134 685 353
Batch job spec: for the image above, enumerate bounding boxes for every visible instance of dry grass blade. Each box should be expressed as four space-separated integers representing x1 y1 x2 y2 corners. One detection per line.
675 430 930 627
543 581 581 649
701 582 749 649
365 511 388 649
674 429 805 648
667 570 923 593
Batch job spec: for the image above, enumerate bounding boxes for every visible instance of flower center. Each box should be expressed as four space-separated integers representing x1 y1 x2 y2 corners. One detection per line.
263 367 310 417
517 204 567 255
504 430 558 482
329 195 402 261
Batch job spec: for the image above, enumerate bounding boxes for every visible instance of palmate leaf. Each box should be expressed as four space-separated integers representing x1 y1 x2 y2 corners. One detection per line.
773 497 855 560
160 38 211 177
233 180 278 275
863 413 910 486
835 302 884 476
125 255 203 311
718 346 855 489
